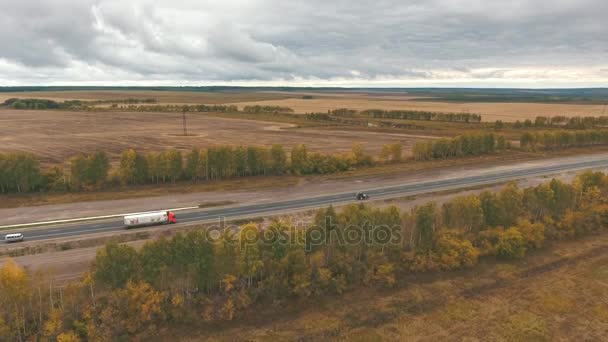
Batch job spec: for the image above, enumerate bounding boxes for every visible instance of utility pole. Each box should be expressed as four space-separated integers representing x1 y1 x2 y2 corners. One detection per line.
182 107 188 136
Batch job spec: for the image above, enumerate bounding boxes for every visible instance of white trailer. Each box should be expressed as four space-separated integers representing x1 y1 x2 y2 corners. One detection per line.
123 211 177 228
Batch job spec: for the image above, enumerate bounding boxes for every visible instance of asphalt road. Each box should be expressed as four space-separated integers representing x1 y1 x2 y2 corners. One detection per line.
3 157 608 244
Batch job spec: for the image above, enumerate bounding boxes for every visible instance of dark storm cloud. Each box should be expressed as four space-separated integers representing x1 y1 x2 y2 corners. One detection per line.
0 0 606 86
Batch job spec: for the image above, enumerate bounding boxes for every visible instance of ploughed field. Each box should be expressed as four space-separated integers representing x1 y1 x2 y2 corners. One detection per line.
0 109 422 164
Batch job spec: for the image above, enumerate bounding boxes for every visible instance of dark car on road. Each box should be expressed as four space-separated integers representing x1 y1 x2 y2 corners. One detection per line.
355 192 369 200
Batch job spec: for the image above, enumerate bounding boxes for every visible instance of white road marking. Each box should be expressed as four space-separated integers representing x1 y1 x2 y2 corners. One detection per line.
0 206 200 230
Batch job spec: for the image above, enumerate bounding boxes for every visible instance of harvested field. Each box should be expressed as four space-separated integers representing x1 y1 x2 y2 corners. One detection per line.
231 97 607 122
3 90 604 122
0 108 426 164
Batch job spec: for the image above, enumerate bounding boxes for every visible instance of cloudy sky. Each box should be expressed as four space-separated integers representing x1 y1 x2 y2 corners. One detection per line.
1 0 607 87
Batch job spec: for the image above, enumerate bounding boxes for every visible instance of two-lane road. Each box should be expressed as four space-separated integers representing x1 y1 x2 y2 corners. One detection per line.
3 157 608 244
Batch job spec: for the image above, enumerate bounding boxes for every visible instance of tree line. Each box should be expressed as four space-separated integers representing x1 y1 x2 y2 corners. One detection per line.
242 105 294 114
520 130 608 151
2 98 84 110
2 171 608 340
119 104 238 112
1 98 238 113
361 109 482 123
500 115 608 130
304 108 482 125
0 144 378 194
413 133 509 161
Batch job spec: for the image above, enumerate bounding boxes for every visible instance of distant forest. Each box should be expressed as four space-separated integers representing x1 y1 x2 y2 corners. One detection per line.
1 86 607 103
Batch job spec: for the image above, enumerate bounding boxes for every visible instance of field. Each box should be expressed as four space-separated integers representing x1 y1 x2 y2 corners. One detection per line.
2 90 606 123
0 108 426 164
230 96 608 122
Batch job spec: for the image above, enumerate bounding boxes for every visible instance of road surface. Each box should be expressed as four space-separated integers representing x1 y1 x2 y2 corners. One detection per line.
2 157 608 244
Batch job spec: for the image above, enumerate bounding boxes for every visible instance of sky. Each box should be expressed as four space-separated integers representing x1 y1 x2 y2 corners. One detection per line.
0 0 607 88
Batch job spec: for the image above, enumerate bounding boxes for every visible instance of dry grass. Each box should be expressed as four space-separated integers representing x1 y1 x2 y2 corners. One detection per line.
230 97 606 122
0 108 423 164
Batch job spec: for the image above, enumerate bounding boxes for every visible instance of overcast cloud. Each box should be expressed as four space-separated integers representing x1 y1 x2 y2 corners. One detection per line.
0 0 606 87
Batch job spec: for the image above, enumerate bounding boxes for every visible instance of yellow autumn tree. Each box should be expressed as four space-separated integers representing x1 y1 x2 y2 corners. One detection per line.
43 308 64 339
97 281 165 338
0 259 30 340
0 259 29 300
57 331 81 342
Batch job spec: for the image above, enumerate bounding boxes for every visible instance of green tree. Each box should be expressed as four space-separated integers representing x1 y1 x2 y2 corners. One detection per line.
185 148 200 181
290 144 309 175
479 190 502 227
119 149 138 185
238 223 264 287
496 227 526 259
498 182 524 227
88 151 110 187
415 203 438 252
69 155 88 190
166 150 183 183
93 242 139 289
443 195 484 231
270 144 287 174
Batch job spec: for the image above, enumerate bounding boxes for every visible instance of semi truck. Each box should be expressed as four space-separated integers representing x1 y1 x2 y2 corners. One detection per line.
123 211 177 228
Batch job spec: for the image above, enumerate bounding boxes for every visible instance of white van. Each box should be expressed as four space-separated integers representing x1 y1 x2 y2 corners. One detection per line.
4 233 24 243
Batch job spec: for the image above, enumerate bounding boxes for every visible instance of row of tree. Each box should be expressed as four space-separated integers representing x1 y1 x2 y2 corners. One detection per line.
122 144 375 185
304 109 483 125
1 98 238 113
116 104 238 112
242 105 294 114
361 109 482 123
520 130 608 150
0 153 43 193
504 116 608 130
2 98 84 110
3 171 608 340
0 144 380 193
412 133 508 161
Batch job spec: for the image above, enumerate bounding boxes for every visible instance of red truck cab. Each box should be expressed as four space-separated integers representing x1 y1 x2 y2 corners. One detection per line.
167 211 177 223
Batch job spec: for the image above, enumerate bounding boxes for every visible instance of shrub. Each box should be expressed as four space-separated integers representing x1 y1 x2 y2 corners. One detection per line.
515 220 545 249
496 227 527 259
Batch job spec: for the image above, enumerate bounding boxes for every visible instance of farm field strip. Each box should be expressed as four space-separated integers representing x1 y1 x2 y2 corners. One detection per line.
0 108 423 164
229 98 607 121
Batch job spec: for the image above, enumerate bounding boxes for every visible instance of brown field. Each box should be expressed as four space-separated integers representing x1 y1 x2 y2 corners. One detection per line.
230 97 607 122
2 90 604 123
0 108 427 164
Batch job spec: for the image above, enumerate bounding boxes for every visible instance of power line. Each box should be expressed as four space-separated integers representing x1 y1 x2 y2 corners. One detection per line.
182 107 188 136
